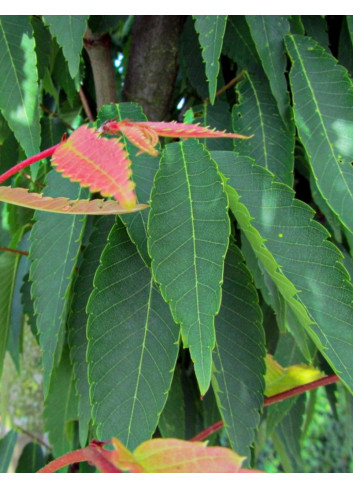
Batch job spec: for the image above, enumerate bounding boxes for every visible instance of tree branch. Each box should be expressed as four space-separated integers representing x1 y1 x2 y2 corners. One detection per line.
191 374 340 442
83 27 118 110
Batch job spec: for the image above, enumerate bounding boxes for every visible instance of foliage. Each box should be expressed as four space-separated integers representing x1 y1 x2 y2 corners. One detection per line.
0 14 353 473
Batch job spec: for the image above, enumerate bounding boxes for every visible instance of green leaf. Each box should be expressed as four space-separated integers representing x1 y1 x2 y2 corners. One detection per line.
29 170 88 397
148 140 230 394
241 234 316 362
194 100 234 152
285 34 353 233
6 232 30 370
223 16 260 71
0 227 26 378
213 151 353 393
289 16 305 35
338 17 353 77
212 240 265 463
180 17 208 100
232 70 294 186
52 45 79 106
246 15 291 126
44 345 78 461
87 218 179 450
301 15 329 51
0 430 17 473
158 365 186 440
193 15 227 104
0 16 40 157
68 215 115 447
15 442 45 473
31 16 52 79
97 102 159 266
43 15 88 78
272 395 305 472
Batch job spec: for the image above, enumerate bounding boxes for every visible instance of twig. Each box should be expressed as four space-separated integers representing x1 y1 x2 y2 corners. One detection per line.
0 246 29 256
79 86 95 122
14 424 51 451
263 373 339 407
40 104 74 131
191 373 340 442
203 71 245 105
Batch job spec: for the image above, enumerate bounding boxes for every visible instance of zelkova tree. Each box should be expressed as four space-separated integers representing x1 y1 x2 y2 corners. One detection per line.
0 15 353 473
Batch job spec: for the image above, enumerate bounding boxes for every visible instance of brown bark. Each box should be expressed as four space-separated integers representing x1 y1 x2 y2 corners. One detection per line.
83 28 118 110
122 16 186 121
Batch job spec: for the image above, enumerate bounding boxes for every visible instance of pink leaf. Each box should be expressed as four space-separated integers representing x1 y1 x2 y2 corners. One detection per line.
0 186 147 215
101 119 252 156
51 125 137 210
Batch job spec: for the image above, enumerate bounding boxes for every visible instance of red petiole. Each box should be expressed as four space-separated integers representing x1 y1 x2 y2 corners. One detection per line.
0 144 61 185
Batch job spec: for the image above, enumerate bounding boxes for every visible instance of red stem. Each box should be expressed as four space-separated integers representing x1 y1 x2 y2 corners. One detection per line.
191 373 339 442
37 448 90 473
263 373 339 407
38 445 123 473
0 144 60 185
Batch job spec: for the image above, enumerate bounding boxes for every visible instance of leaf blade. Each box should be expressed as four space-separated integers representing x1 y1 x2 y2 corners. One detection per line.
232 70 294 186
68 215 115 447
52 125 137 210
246 15 291 125
214 151 353 393
0 16 40 156
29 170 88 397
285 33 353 232
43 15 87 78
87 218 179 450
148 140 230 394
212 241 265 463
0 186 147 215
193 15 228 104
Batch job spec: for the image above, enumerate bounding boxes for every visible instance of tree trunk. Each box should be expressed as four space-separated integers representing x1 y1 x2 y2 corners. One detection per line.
122 15 186 121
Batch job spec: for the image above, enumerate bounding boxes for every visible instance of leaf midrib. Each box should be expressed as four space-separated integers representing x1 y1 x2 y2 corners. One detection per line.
180 144 202 357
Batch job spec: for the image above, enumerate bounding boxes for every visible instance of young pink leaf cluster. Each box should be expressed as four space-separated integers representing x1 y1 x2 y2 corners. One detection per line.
0 119 251 212
100 118 251 157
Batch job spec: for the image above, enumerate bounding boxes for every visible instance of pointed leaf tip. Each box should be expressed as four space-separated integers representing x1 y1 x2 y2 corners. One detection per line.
51 125 137 209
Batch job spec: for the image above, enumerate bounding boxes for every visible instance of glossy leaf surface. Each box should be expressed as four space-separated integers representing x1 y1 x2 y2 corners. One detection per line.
214 151 353 393
285 33 353 232
0 16 40 157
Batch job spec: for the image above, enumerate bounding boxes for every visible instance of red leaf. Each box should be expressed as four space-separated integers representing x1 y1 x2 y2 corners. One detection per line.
101 119 252 156
51 125 137 210
0 186 147 215
106 438 245 473
141 121 251 140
